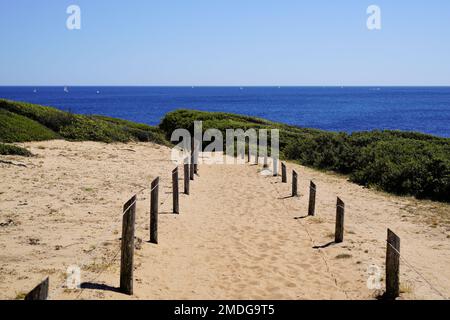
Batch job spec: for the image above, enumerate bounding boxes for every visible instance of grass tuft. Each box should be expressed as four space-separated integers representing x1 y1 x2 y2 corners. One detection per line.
0 143 32 156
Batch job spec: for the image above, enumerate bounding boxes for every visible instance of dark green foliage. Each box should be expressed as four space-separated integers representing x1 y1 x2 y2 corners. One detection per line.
0 109 59 142
160 109 450 202
92 115 170 146
0 143 32 156
0 99 170 145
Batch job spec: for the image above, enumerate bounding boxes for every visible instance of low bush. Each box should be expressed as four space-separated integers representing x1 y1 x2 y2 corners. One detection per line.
160 109 450 202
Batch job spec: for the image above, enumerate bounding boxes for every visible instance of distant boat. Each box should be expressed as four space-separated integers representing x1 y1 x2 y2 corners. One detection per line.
96 90 100 94
64 86 69 93
33 88 37 93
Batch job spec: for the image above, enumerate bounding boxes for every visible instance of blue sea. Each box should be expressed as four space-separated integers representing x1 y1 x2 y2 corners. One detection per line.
1 86 449 138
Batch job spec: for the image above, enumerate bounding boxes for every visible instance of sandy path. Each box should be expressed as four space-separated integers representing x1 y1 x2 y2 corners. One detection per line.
1 142 449 300
60 157 449 300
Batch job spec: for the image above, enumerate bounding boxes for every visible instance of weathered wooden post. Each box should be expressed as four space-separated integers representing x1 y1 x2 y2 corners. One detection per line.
190 152 195 181
255 147 259 165
385 229 400 300
190 137 197 180
184 159 190 195
120 195 136 295
281 163 287 183
263 154 268 169
150 177 159 244
308 181 316 216
25 277 49 300
193 138 199 175
172 167 179 214
335 197 345 243
273 158 278 177
292 170 298 197
247 144 251 163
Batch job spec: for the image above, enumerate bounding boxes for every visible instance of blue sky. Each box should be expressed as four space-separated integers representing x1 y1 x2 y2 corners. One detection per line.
0 0 449 86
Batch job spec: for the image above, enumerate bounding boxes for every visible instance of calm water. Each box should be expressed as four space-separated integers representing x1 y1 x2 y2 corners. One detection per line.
1 86 449 137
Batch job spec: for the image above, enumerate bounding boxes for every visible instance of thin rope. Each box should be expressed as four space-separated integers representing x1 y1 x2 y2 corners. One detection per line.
386 241 447 299
122 199 137 215
49 168 177 299
260 163 350 299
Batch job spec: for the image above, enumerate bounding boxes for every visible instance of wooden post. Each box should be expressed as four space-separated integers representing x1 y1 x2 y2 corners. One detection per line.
191 138 196 178
386 229 400 300
184 161 190 195
335 197 345 243
273 158 278 177
247 145 251 163
120 195 136 295
255 148 259 165
263 154 268 168
25 277 49 300
292 170 298 197
281 163 287 183
172 167 179 214
150 177 159 244
308 181 316 216
190 153 194 181
193 141 198 175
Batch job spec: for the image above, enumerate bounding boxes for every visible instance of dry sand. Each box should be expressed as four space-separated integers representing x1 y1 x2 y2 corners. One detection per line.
0 140 449 300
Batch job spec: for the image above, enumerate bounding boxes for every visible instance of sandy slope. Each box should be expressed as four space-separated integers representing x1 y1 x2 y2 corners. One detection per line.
0 141 449 300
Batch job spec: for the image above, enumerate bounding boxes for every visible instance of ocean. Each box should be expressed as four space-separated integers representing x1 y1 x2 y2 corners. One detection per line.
1 86 449 138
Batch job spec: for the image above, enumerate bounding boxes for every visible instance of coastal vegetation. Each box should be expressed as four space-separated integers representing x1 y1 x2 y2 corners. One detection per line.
161 110 450 202
0 99 169 147
1 100 449 202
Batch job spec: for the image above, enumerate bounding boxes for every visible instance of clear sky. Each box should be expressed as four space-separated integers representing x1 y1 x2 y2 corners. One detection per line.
0 0 449 86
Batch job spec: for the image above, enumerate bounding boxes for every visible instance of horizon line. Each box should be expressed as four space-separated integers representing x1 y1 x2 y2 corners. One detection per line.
1 85 450 88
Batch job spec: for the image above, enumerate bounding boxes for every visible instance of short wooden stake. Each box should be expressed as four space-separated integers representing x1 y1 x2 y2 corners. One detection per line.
281 163 287 183
190 152 194 181
150 177 159 244
292 170 298 197
335 197 345 243
386 229 400 300
263 154 268 168
120 195 136 295
308 181 316 216
273 158 278 177
172 168 179 214
184 161 190 195
25 277 49 300
190 138 197 177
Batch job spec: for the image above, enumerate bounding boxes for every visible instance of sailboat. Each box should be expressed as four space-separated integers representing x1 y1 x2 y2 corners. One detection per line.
64 86 69 93
33 88 37 93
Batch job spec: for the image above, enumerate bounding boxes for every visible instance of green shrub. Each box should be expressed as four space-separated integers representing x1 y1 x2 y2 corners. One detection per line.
0 143 32 156
0 109 59 142
160 109 450 202
0 99 170 145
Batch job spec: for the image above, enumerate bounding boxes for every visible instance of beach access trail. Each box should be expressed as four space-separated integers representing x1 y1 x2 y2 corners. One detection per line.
1 141 449 300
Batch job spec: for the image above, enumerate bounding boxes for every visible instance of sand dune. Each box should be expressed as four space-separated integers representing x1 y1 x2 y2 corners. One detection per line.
0 141 449 300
